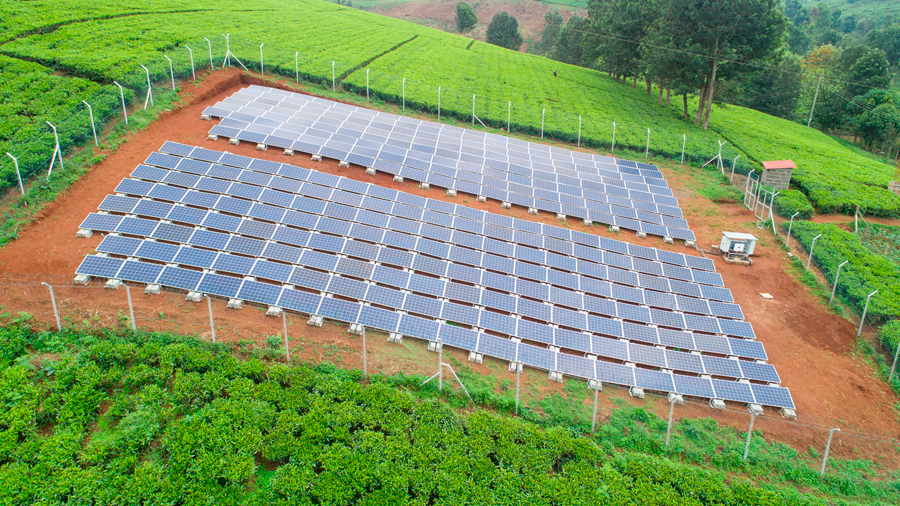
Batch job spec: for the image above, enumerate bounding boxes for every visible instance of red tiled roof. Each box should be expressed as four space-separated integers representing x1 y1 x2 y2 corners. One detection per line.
762 160 796 170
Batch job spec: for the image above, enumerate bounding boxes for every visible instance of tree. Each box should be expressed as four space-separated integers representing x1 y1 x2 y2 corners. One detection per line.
661 0 787 130
455 2 477 34
865 24 900 67
535 10 563 55
850 89 900 149
550 15 590 66
486 12 523 51
584 0 656 85
731 53 804 121
846 47 891 97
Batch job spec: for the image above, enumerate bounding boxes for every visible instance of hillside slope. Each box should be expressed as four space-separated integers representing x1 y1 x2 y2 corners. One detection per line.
1 0 898 214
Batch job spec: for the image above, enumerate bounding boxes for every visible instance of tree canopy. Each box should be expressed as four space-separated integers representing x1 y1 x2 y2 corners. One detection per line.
486 12 523 51
455 2 477 34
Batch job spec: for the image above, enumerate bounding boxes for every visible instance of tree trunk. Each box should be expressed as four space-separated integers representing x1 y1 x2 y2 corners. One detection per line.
646 77 652 95
682 94 689 120
633 73 637 88
701 43 720 131
695 83 707 126
658 82 664 103
665 88 671 107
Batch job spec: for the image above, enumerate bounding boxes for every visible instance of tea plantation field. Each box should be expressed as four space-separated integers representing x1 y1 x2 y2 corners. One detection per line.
1 0 898 215
0 325 884 505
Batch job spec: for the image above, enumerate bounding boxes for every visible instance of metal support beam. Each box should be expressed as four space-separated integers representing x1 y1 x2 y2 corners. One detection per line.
41 282 61 331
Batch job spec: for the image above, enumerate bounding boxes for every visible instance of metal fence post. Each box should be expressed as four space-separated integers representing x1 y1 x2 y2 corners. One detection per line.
785 212 799 248
743 413 757 461
205 295 216 343
259 43 264 75
296 52 299 83
366 68 369 99
611 121 616 153
665 398 676 449
821 428 840 476
507 101 510 132
113 81 128 126
362 325 368 378
577 115 582 148
437 86 441 118
41 282 62 331
204 37 214 70
541 108 545 139
472 95 476 126
806 234 822 270
46 121 63 178
830 260 849 304
730 155 741 183
82 101 98 146
282 311 290 362
402 77 405 110
680 134 685 166
857 290 878 337
889 335 900 383
591 386 599 433
645 128 650 159
186 46 196 81
164 55 175 90
5 153 26 202
332 61 335 92
438 341 443 392
515 364 520 414
140 64 153 109
124 283 136 330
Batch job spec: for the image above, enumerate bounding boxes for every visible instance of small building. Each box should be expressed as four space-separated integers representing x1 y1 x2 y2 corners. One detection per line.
761 160 796 191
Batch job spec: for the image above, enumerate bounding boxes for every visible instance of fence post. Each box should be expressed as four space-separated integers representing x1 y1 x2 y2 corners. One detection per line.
362 325 368 378
124 283 136 330
820 428 840 476
204 295 216 343
645 128 650 159
82 101 98 146
438 86 441 119
665 398 676 449
611 121 616 153
577 115 582 148
140 65 153 109
332 61 335 92
830 260 848 304
743 413 757 461
296 52 299 83
507 101 511 132
730 155 741 183
515 365 520 414
785 212 799 248
541 109 545 139
113 81 128 126
366 68 370 99
282 311 290 362
680 134 686 166
41 282 62 331
204 37 214 70
5 153 26 202
46 121 63 178
806 234 822 270
472 95 476 126
889 332 900 383
164 55 175 90
591 386 599 433
770 191 780 237
438 341 443 392
857 290 878 337
402 77 405 110
259 43 264 75
186 46 196 81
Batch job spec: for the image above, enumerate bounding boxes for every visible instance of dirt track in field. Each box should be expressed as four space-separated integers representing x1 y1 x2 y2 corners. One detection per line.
0 67 898 467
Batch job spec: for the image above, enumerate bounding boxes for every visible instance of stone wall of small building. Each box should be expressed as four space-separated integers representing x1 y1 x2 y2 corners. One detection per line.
761 168 792 191
889 181 900 197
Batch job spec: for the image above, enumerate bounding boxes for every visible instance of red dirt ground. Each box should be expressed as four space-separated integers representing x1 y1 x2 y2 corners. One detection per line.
376 0 585 46
0 68 898 467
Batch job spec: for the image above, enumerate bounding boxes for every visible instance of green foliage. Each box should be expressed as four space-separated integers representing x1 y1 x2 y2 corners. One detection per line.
781 220 900 320
859 222 900 265
774 189 815 219
879 320 900 356
454 1 477 34
485 12 523 51
0 324 889 505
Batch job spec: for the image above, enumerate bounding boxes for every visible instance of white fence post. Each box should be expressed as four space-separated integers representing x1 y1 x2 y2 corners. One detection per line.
507 101 511 132
680 134 685 166
205 295 216 343
82 101 98 146
332 61 335 92
295 52 299 83
124 283 136 330
830 260 848 304
5 153 26 201
437 86 441 119
857 290 878 337
541 108 545 139
186 46 196 81
140 64 153 109
645 128 650 159
730 155 741 183
577 115 582 148
41 282 62 331
164 55 175 90
402 77 405 110
611 121 616 153
806 234 822 270
45 121 63 178
820 428 840 476
259 43 264 75
204 37 214 70
282 311 290 362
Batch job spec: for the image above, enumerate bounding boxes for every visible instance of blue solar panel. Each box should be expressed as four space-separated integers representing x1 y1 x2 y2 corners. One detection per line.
357 305 401 332
476 334 517 361
80 213 123 232
250 259 293 282
711 379 755 404
278 289 323 315
116 260 164 284
156 265 203 290
673 374 714 398
97 235 142 256
76 255 124 278
399 314 439 341
750 384 794 409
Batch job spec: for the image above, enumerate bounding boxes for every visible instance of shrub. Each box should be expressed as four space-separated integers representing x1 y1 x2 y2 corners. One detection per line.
774 189 815 219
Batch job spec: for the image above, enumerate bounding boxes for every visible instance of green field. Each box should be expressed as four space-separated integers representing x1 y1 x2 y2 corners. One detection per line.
1 0 898 215
1 324 895 505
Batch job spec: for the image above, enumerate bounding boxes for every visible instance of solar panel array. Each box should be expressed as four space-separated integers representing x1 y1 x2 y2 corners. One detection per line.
74 144 792 410
202 85 695 242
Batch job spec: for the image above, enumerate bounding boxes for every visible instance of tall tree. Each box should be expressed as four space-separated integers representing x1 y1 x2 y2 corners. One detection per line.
535 10 563 55
486 12 523 51
455 2 477 34
865 24 900 67
584 0 655 85
550 15 590 67
846 47 891 97
662 0 787 130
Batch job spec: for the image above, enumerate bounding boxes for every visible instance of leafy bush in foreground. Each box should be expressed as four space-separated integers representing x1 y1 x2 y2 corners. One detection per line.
0 325 855 505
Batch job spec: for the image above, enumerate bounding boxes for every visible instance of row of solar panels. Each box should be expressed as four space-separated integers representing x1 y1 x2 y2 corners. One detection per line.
85 199 753 343
223 86 666 182
120 154 732 306
84 240 774 382
158 142 707 272
203 88 694 241
74 254 792 410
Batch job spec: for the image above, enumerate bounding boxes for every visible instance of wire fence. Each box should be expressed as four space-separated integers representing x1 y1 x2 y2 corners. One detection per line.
2 273 899 477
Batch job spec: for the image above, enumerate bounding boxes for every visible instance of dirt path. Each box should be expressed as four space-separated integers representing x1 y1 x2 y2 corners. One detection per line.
0 67 898 467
